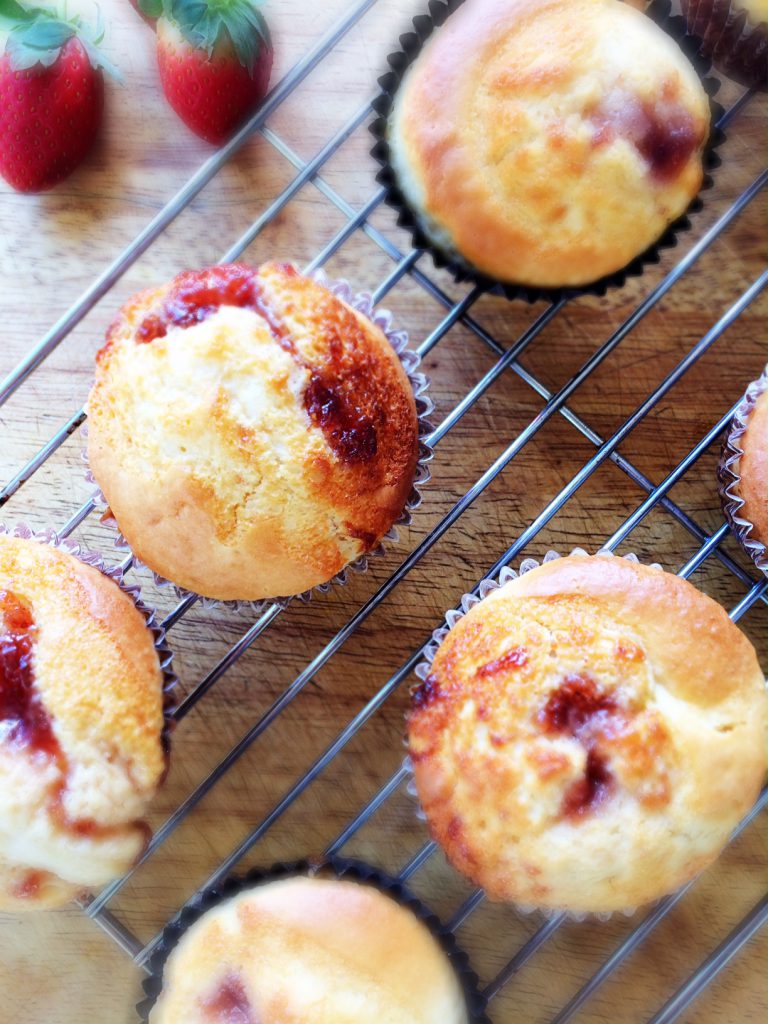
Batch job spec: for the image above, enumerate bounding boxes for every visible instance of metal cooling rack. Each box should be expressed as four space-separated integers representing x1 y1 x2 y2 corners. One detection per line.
1 1 766 1020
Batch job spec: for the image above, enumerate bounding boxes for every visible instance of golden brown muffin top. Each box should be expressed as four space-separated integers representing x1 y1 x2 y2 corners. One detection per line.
87 262 420 600
149 876 469 1023
0 536 165 909
408 555 766 913
390 0 710 287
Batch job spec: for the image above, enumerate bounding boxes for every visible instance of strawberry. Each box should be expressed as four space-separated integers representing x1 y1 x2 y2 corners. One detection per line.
0 0 120 193
156 0 272 146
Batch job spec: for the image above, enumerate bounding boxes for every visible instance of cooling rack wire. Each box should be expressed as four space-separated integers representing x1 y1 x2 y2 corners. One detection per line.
0 1 766 1021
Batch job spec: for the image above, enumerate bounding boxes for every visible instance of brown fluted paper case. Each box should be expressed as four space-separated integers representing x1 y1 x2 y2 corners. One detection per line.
370 0 725 304
682 0 768 89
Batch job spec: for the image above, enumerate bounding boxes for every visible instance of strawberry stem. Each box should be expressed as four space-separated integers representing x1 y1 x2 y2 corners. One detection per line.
164 0 270 76
1 0 123 80
138 0 163 18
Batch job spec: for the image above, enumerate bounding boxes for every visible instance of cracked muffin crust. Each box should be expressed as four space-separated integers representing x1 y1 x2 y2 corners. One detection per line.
87 262 420 601
0 536 165 910
407 554 767 914
148 875 469 1024
388 0 711 288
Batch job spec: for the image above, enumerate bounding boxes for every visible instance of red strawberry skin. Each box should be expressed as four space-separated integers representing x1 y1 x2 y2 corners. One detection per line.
0 37 104 193
157 19 272 146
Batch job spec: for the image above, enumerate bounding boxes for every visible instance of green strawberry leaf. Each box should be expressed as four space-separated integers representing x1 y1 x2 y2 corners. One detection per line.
0 0 36 23
224 9 260 74
181 5 215 54
16 17 75 48
168 0 270 77
0 0 46 32
238 2 269 47
6 33 59 67
168 0 207 29
80 35 123 82
5 17 74 68
138 0 164 17
90 3 104 44
76 3 124 80
3 3 123 81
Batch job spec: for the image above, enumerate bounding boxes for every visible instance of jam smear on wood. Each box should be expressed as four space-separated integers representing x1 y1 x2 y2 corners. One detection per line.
201 973 255 1024
135 264 379 466
0 590 58 758
541 674 621 818
477 645 528 677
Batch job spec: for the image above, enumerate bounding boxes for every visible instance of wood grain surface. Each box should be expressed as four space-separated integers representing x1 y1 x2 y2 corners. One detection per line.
0 1 766 1022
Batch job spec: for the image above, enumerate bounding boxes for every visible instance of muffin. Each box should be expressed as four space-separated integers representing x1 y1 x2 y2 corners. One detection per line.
387 0 712 289
682 0 767 89
146 873 471 1023
407 553 767 914
719 365 768 573
0 535 166 910
87 262 420 602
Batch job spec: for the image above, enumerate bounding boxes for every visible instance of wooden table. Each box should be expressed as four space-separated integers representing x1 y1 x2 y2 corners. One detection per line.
0 1 765 1021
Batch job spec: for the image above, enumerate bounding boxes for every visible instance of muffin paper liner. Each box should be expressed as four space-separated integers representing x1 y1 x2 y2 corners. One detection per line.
404 547 664 922
136 855 490 1023
0 521 178 760
717 366 768 575
682 0 768 89
369 0 725 304
83 270 434 614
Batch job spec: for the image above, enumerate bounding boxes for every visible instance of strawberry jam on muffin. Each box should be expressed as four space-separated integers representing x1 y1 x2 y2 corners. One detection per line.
0 536 166 910
388 0 711 289
408 554 767 914
87 262 420 602
147 875 471 1024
